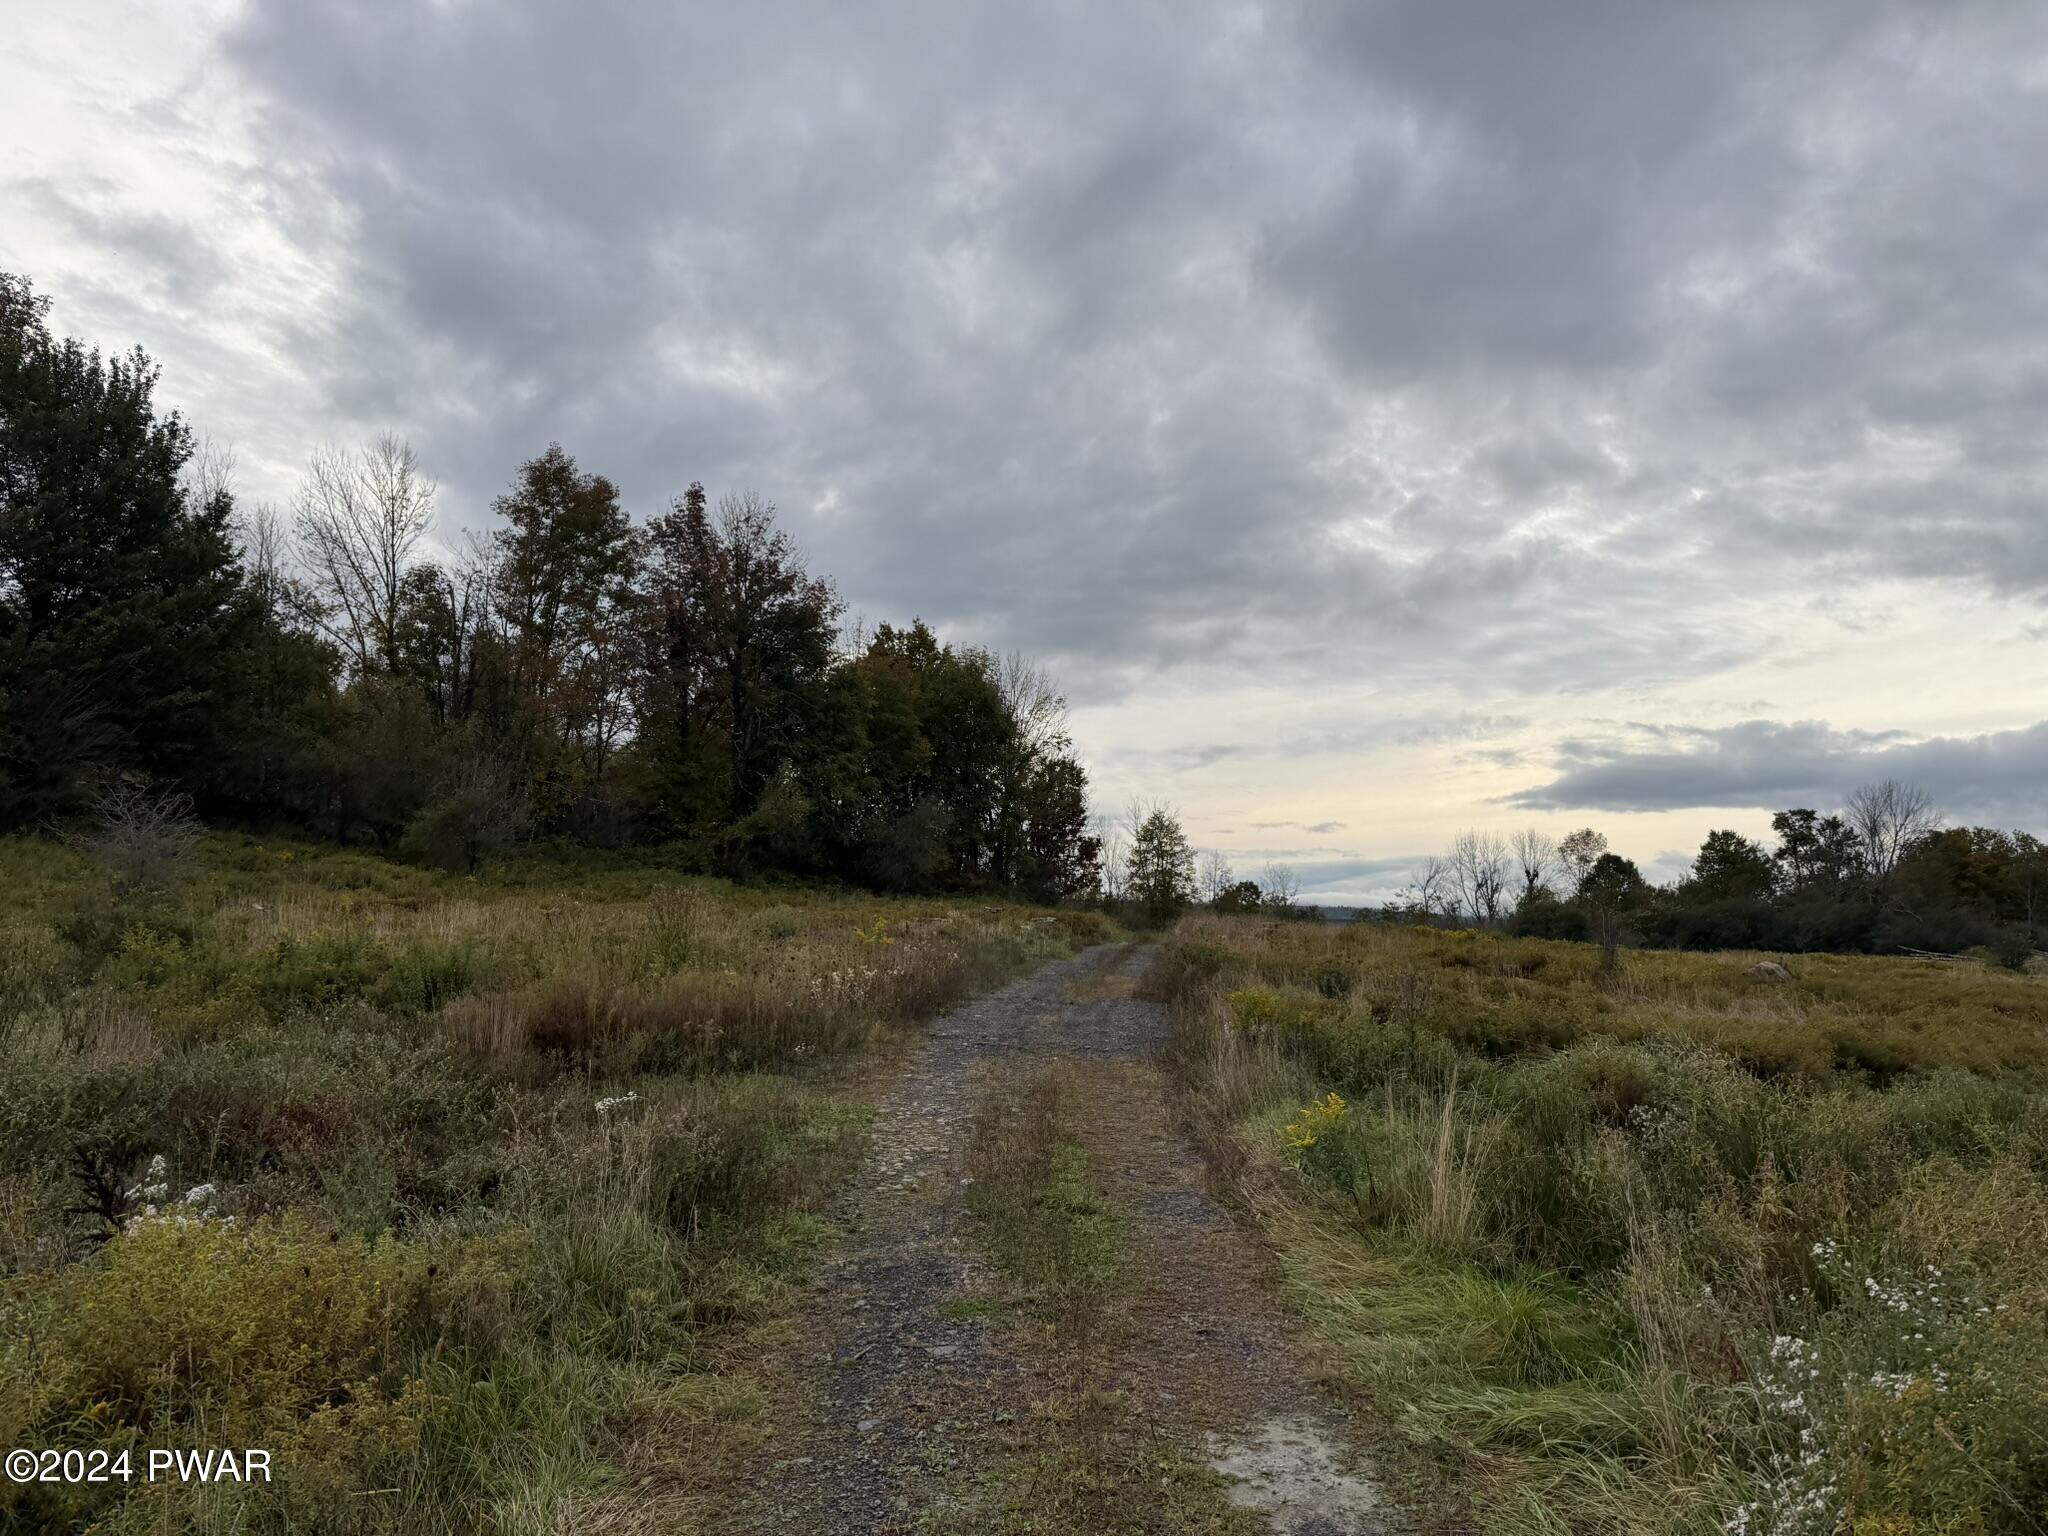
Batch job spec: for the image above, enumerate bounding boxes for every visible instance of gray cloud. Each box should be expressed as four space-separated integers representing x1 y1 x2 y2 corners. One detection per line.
10 0 2048 837
186 0 2048 713
18 177 229 314
1509 718 2048 827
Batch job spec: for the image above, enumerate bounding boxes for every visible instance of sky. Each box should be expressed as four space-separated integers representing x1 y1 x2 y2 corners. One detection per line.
6 0 2048 904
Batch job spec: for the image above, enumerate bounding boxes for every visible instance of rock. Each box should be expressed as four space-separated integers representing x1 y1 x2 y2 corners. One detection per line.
1748 961 1793 983
858 1418 882 1432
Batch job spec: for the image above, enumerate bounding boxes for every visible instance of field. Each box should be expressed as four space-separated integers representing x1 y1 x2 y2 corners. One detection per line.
1156 917 2048 1535
0 834 1111 1534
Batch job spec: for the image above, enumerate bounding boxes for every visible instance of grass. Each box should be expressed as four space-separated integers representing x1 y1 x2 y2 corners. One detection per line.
0 831 1115 1534
940 1061 1265 1536
1157 916 2048 1536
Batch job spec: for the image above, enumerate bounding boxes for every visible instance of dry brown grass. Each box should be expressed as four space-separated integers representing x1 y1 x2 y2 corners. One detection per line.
0 833 1114 1533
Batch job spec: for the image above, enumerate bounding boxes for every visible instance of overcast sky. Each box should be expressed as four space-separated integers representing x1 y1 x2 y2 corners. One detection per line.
7 0 2048 901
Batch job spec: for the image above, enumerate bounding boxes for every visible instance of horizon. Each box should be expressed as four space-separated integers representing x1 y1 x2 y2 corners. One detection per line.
9 0 2048 904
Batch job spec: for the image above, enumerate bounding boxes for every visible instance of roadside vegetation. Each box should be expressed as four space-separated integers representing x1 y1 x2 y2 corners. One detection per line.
1159 916 2048 1536
0 833 1112 1534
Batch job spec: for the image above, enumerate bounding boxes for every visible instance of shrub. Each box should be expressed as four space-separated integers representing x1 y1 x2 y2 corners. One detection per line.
0 1215 435 1531
64 779 203 898
370 939 480 1016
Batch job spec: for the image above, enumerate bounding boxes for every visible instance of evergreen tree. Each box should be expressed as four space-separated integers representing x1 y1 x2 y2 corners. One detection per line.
1127 806 1196 916
0 272 266 823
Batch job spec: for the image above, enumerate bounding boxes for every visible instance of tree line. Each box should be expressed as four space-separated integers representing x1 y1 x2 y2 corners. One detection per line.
1391 779 2048 965
0 273 1100 897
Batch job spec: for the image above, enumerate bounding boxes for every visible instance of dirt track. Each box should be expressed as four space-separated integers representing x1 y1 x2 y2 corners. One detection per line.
732 943 1396 1535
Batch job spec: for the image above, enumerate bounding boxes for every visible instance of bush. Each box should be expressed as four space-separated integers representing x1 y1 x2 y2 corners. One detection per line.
64 779 203 898
371 939 480 1016
0 1215 435 1531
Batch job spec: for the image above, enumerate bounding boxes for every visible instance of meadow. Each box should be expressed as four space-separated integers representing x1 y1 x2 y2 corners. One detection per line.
0 834 1110 1534
1157 917 2048 1536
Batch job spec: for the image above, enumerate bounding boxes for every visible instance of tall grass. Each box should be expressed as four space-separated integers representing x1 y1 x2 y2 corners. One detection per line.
1159 916 2048 1536
0 833 1113 1533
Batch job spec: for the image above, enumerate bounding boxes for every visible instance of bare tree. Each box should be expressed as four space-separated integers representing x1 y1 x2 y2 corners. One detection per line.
67 777 203 897
1509 827 1557 902
1845 778 1940 885
1094 814 1130 902
232 499 327 631
1198 848 1235 905
1447 829 1510 925
293 434 437 677
235 500 287 590
1556 827 1608 899
184 433 237 510
1260 861 1301 912
1407 855 1452 919
992 650 1069 756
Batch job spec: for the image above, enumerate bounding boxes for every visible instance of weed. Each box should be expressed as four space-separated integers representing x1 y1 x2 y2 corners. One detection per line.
1163 915 2048 1536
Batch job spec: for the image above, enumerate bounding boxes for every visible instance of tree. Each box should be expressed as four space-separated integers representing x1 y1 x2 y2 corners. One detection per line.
2014 833 2048 929
1666 829 1777 949
1260 861 1302 913
639 488 841 830
491 445 642 814
1556 828 1607 898
0 271 267 823
987 649 1078 890
1509 827 1558 902
65 776 204 897
1771 809 1864 893
1198 849 1235 905
637 481 724 829
1216 879 1263 914
1404 855 1452 919
1845 778 1940 887
393 558 493 728
1687 829 1776 901
404 735 528 874
1097 819 1130 903
843 621 1014 885
1126 804 1196 916
1016 749 1100 900
992 650 1067 758
217 500 341 822
292 435 435 678
1579 851 1647 976
1447 829 1510 925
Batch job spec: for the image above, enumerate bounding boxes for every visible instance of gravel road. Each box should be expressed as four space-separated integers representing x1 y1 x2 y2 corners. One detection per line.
734 942 1396 1535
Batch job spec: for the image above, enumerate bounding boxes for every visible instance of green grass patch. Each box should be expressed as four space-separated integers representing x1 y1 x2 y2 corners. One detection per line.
1166 915 2048 1536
